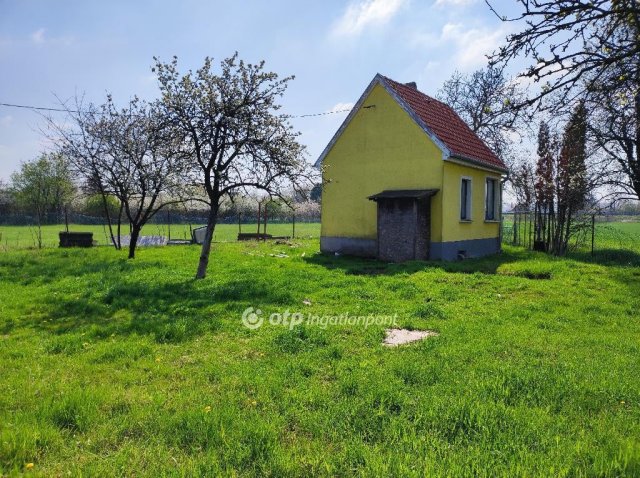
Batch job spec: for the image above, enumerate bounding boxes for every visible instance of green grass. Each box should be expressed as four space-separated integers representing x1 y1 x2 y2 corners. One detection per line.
0 222 319 250
0 230 639 476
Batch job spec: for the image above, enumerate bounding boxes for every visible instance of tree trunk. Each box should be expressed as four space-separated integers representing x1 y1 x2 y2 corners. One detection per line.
195 205 219 279
634 82 640 199
128 225 141 259
116 202 123 250
99 191 118 250
36 210 43 249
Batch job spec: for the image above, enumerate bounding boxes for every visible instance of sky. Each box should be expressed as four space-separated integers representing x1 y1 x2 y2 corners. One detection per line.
0 0 523 182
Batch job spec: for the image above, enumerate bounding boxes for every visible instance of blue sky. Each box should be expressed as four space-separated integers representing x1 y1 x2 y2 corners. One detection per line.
0 0 521 181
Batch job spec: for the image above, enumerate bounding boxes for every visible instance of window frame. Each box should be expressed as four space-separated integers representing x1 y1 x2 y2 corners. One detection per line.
484 176 500 222
460 176 472 222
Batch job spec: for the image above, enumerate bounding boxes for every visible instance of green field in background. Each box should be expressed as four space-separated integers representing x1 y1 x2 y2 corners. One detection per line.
0 222 321 250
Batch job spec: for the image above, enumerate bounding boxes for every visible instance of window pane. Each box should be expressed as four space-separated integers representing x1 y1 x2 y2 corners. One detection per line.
461 181 465 218
486 179 495 220
461 179 469 220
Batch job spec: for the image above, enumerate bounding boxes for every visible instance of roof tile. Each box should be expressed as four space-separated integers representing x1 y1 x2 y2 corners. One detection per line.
382 76 507 171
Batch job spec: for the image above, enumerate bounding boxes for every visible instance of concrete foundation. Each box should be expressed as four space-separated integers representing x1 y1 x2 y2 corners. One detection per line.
320 236 500 261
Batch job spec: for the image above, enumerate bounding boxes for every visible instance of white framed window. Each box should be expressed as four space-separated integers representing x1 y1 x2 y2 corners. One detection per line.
485 177 500 221
460 177 472 221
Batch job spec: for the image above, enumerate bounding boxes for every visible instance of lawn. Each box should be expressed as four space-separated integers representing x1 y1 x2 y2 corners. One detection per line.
0 228 639 476
0 222 320 251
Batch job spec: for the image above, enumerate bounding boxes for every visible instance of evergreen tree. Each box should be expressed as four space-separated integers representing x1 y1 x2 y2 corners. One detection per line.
553 101 588 254
534 122 555 249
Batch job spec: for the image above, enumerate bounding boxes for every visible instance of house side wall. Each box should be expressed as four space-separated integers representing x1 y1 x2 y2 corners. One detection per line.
432 161 502 259
320 83 443 256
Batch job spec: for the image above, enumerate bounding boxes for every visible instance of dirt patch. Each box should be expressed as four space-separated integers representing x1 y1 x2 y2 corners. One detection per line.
383 328 438 347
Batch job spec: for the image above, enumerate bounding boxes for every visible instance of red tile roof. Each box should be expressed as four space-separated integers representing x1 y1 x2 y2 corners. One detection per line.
382 76 507 172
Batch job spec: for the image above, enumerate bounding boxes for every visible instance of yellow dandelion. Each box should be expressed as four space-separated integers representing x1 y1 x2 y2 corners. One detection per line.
155 357 161 363
251 400 257 407
204 406 212 413
25 463 34 470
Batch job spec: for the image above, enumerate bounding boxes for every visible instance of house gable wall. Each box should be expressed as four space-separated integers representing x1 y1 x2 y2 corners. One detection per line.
320 83 444 244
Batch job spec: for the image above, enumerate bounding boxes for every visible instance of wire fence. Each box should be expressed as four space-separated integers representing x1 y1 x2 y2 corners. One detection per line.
0 212 321 251
501 211 640 257
0 211 321 226
2 210 638 256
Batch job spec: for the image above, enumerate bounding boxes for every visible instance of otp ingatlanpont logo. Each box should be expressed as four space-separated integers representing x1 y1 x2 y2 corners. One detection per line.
241 307 264 329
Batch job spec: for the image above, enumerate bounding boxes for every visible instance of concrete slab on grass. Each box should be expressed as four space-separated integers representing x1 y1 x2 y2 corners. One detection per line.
113 235 168 247
383 328 438 347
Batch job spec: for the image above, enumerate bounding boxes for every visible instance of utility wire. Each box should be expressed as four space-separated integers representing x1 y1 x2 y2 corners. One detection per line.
287 109 352 118
0 101 352 118
0 102 81 113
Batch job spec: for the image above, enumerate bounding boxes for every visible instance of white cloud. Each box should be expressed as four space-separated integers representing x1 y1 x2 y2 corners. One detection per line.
0 115 13 127
434 0 476 7
30 28 45 44
28 28 73 46
332 0 407 37
423 60 441 72
327 102 355 114
439 22 506 70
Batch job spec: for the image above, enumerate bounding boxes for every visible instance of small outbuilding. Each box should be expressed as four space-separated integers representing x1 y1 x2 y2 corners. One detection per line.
316 74 508 261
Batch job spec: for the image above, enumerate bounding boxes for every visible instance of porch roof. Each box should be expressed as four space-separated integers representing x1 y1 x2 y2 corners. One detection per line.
368 189 439 201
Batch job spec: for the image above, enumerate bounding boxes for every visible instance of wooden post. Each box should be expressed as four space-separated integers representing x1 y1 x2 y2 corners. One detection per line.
292 212 296 239
238 212 242 235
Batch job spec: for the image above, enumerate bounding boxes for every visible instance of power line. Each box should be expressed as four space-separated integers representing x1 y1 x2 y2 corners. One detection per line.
288 109 352 118
0 101 352 118
0 102 81 113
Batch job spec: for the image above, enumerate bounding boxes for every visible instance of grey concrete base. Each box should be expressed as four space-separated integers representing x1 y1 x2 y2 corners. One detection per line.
320 236 376 258
321 235 500 261
429 237 500 260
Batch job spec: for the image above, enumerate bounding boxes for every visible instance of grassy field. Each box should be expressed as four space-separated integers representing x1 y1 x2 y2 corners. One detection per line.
0 227 639 476
0 222 320 250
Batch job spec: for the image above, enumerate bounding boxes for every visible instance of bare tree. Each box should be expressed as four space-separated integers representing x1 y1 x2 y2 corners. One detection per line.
100 97 187 258
588 61 640 201
486 0 640 200
436 66 527 166
52 96 186 258
486 0 640 108
46 100 123 250
154 54 315 279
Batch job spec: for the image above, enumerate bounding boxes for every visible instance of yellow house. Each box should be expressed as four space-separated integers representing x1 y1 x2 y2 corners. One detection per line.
316 74 508 261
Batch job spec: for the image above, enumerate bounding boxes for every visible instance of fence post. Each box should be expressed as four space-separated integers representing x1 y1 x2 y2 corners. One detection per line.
167 209 171 241
591 214 595 256
256 203 261 235
263 202 268 240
